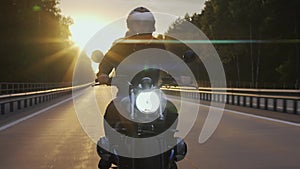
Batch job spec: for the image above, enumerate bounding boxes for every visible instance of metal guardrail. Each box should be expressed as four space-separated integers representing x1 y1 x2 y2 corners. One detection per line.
197 81 300 89
162 87 300 114
2 83 298 115
0 82 72 95
0 83 91 115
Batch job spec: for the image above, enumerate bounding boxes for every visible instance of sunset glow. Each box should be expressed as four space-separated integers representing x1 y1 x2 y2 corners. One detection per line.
59 0 205 50
69 16 107 49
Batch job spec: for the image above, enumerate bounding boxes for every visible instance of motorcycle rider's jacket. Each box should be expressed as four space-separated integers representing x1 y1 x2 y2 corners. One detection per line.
97 33 165 90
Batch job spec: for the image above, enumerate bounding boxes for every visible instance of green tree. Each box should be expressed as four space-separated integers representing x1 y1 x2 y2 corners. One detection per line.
0 0 77 83
174 0 300 87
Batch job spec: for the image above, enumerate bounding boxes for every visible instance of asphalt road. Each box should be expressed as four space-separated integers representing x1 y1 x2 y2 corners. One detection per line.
0 86 300 169
0 91 99 169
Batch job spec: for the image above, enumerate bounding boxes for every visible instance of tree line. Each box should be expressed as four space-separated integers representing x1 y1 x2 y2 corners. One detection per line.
0 0 79 83
1 0 299 88
167 0 299 88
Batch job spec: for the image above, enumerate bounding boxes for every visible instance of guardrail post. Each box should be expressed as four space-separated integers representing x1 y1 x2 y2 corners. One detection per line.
273 99 277 111
1 103 4 115
226 95 229 104
220 94 222 103
249 97 253 108
243 96 246 106
29 98 33 106
18 100 21 110
293 100 298 114
257 97 260 109
24 99 28 108
283 99 287 113
264 98 268 110
10 102 14 112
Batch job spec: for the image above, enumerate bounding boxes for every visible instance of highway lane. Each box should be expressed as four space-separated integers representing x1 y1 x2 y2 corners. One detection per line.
0 90 99 169
178 103 300 169
0 85 300 169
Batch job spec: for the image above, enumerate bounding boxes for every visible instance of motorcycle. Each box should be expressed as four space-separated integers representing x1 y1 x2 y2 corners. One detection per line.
96 75 187 169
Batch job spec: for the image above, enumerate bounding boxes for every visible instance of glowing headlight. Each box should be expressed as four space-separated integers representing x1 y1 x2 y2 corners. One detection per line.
136 91 160 114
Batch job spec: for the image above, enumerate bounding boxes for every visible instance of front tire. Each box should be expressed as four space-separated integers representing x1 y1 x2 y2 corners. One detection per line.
98 159 112 169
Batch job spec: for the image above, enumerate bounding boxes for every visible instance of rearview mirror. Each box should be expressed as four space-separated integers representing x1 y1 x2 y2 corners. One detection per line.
183 50 196 63
91 50 103 63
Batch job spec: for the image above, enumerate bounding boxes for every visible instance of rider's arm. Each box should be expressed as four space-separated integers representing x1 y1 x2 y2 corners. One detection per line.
97 56 114 84
97 40 130 84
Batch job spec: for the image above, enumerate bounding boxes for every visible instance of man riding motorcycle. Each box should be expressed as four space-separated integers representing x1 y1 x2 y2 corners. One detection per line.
96 7 187 169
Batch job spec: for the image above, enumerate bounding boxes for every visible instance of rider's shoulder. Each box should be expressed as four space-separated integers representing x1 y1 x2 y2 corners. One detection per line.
111 33 156 46
112 37 126 45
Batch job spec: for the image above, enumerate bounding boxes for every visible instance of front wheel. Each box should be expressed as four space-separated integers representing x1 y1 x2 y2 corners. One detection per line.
98 159 112 169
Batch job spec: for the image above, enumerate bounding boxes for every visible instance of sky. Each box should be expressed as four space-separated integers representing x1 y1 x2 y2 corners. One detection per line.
59 0 206 50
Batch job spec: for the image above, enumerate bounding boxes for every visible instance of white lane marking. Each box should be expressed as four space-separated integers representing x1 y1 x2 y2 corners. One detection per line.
0 90 86 132
199 103 300 127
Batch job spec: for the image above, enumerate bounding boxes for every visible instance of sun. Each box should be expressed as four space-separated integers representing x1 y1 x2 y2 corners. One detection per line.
69 16 105 49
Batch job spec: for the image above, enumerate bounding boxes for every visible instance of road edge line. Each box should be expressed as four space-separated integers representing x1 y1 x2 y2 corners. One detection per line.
0 89 85 132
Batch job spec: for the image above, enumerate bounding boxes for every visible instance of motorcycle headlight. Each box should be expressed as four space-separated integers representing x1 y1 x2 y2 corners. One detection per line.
136 90 160 114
